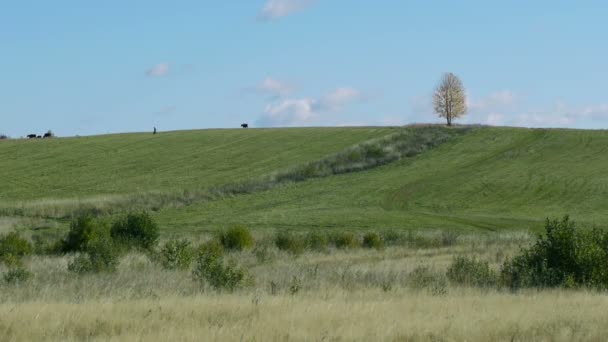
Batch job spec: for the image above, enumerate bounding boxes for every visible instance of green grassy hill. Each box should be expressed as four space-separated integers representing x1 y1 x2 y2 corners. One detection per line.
0 127 393 201
3 125 608 233
153 127 608 233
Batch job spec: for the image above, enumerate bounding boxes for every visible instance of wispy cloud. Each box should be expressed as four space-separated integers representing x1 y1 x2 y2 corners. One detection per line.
146 63 170 77
258 0 315 21
257 86 363 127
249 77 294 98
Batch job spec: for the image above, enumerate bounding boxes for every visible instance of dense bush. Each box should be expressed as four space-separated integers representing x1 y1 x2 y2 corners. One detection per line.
275 231 305 255
500 216 608 290
158 239 193 270
362 232 384 250
0 232 32 263
192 240 247 291
305 231 329 252
111 212 159 250
219 225 254 251
447 256 496 288
62 214 100 252
329 232 359 249
67 235 119 274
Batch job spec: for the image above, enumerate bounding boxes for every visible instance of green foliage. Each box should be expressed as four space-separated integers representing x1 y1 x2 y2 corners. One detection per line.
447 256 496 288
111 212 159 250
362 232 384 250
68 235 119 274
329 232 359 249
305 231 329 252
219 225 254 251
192 240 247 291
275 231 305 255
0 232 32 263
158 239 193 270
62 213 99 253
501 216 608 290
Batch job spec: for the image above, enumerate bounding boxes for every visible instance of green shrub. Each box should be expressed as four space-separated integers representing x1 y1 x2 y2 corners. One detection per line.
111 212 159 250
158 239 193 270
305 231 329 251
192 240 247 291
364 144 386 159
219 225 254 251
3 265 31 285
0 232 32 263
362 232 384 250
68 235 119 274
275 231 305 255
446 256 496 288
500 216 608 290
62 213 99 253
330 232 359 249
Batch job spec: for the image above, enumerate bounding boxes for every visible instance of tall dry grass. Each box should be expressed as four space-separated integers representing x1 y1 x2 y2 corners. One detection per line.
3 231 603 341
2 290 607 341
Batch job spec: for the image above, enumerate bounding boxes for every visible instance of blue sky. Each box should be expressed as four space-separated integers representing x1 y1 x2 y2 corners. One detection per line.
2 0 608 136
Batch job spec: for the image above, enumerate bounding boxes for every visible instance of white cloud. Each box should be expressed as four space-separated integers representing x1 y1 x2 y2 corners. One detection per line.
258 0 315 21
257 86 363 127
259 98 318 126
255 77 294 98
467 90 518 112
320 87 362 110
146 63 170 77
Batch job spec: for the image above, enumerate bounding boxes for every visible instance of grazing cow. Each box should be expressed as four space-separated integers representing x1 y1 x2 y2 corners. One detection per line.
27 134 36 139
241 123 249 128
43 132 52 138
37 136 42 138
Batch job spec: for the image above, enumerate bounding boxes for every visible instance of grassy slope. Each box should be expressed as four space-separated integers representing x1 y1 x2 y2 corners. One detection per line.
155 127 608 233
0 127 394 202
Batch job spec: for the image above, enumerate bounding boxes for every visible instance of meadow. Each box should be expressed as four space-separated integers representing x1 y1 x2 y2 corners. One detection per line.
2 230 607 341
3 125 608 341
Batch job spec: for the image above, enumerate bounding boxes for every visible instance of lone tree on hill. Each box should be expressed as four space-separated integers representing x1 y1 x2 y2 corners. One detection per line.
433 72 467 126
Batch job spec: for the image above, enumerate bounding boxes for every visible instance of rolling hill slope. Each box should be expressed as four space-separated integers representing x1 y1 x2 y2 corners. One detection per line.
153 127 608 233
4 125 608 233
0 127 394 202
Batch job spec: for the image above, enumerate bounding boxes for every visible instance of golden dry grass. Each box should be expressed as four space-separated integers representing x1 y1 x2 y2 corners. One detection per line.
2 290 607 341
2 232 604 341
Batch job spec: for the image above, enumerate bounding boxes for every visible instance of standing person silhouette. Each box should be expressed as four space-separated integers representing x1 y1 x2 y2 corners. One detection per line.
153 127 157 135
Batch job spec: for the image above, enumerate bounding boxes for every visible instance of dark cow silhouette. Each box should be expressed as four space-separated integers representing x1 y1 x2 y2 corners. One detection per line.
241 123 249 128
37 136 42 138
43 132 52 138
27 134 36 139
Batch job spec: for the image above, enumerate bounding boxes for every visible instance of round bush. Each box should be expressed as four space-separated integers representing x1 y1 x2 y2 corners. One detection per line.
0 232 32 262
219 225 254 251
362 232 384 250
111 212 159 250
159 239 193 270
330 232 359 249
